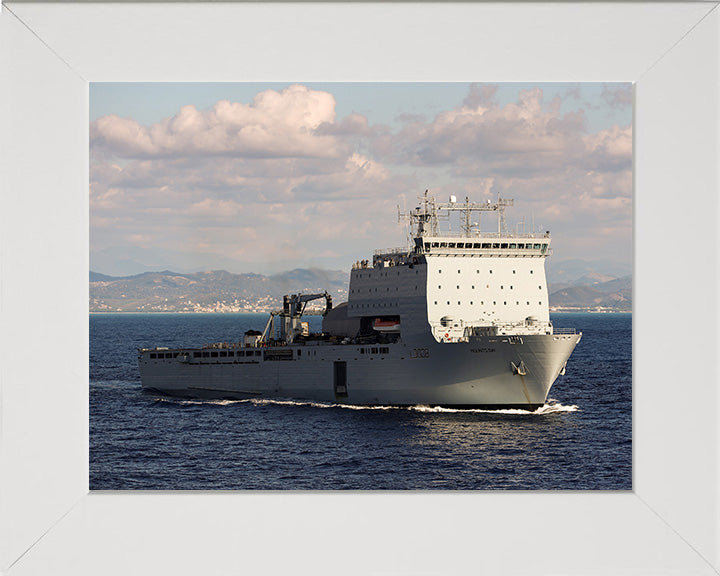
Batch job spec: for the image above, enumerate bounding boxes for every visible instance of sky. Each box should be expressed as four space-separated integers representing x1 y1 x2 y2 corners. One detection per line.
90 82 632 277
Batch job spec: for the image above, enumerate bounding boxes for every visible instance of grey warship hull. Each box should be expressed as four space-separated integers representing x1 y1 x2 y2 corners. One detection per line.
139 332 579 409
139 193 581 409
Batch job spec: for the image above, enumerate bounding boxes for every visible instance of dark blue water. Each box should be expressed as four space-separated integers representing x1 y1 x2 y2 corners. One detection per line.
90 312 631 490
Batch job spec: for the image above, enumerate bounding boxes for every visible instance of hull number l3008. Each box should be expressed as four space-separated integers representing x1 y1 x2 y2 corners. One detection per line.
411 348 430 359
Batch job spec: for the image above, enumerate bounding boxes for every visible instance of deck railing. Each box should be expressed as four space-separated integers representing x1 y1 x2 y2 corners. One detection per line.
373 247 409 256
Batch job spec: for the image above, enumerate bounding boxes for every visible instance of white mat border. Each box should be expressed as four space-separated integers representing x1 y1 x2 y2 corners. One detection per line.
1 3 718 574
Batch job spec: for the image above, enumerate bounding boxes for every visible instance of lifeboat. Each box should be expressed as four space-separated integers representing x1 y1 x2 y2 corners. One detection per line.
373 317 401 333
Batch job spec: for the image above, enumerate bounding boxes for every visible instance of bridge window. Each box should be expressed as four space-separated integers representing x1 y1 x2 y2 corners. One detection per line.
501 243 508 249
482 243 491 249
492 243 500 249
448 243 455 248
219 351 227 357
518 243 525 249
456 243 464 248
473 243 481 248
534 244 541 249
432 242 439 247
150 353 157 359
509 244 517 249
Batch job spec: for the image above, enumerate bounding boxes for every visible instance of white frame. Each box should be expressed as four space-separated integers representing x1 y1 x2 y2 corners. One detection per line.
1 3 718 575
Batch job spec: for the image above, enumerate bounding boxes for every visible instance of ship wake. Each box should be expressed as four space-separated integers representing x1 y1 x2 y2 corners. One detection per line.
153 396 578 414
409 399 578 415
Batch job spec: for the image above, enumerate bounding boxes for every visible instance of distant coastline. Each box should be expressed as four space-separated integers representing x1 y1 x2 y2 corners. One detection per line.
89 265 631 314
549 307 632 314
89 308 630 315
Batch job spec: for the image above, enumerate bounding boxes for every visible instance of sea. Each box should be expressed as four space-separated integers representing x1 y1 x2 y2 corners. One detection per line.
90 312 632 490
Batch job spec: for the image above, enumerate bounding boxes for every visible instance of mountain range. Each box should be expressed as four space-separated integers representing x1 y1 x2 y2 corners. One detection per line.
90 259 632 313
90 269 349 313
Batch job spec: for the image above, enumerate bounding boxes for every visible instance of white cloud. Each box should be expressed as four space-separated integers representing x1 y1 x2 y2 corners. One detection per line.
90 83 632 275
583 125 632 171
91 84 342 159
378 87 628 178
601 83 633 109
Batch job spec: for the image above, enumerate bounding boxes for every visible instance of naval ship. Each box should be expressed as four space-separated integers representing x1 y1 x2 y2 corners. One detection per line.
139 192 581 409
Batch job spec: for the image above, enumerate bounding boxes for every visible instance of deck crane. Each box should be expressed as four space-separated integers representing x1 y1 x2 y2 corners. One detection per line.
260 292 333 344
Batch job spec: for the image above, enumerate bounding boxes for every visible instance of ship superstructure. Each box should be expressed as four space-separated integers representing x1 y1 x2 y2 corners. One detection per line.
138 191 581 409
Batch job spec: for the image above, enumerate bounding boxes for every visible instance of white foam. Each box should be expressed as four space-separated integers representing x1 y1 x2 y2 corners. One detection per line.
153 396 578 414
407 400 578 415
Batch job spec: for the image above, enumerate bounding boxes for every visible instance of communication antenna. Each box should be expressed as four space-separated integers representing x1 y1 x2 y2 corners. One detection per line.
398 189 514 239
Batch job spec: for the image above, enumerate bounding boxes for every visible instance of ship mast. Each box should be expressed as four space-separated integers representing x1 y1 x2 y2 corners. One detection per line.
399 191 514 238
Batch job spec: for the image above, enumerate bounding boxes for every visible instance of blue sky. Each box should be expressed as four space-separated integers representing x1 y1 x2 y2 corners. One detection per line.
92 82 631 134
90 82 632 276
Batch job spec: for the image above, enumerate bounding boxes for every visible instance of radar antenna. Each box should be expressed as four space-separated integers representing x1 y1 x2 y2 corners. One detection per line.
399 190 514 238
